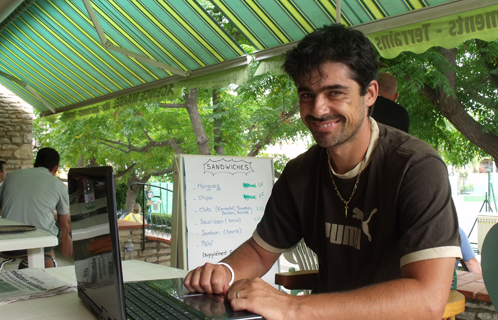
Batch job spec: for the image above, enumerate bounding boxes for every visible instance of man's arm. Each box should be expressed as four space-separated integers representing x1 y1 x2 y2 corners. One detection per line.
228 257 456 320
464 257 482 274
57 213 73 257
184 237 280 295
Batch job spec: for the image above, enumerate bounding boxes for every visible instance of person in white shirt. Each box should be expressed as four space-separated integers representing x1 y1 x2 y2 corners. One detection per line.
0 148 72 268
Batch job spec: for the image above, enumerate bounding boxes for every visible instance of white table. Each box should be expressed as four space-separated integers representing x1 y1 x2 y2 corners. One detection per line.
0 218 58 268
2 260 188 320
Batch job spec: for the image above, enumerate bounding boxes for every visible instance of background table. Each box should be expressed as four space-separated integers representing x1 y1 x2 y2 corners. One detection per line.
0 218 58 268
1 260 188 320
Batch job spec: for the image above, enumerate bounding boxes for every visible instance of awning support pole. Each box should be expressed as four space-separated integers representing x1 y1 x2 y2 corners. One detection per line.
82 0 189 77
336 0 341 24
0 71 55 113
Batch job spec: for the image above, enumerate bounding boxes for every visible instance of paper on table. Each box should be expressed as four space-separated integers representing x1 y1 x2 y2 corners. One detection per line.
0 268 76 305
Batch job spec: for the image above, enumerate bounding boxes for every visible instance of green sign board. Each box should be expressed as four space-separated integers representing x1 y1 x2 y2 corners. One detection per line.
368 5 498 59
59 83 182 121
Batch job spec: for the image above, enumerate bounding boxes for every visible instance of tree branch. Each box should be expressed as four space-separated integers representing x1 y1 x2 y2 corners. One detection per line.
157 103 186 109
152 167 174 176
101 135 184 155
114 163 137 178
423 48 498 161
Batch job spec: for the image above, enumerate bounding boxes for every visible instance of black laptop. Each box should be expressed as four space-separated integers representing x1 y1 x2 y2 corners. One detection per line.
68 166 262 320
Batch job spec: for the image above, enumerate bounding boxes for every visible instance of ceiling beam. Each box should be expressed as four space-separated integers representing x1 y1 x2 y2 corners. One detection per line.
0 70 55 113
82 0 189 77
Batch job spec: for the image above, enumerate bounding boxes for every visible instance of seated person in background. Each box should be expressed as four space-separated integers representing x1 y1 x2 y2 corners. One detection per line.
371 72 410 133
0 160 7 186
457 227 482 273
185 24 461 320
124 203 147 224
0 147 72 268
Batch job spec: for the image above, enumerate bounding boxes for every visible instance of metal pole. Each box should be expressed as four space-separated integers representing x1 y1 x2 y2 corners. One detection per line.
336 0 341 24
142 184 146 250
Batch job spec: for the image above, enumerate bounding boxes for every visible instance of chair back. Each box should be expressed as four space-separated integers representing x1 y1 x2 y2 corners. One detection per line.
281 239 318 295
481 223 498 306
286 239 318 271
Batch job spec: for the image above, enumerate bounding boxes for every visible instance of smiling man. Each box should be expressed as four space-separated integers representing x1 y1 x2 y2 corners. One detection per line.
185 24 461 320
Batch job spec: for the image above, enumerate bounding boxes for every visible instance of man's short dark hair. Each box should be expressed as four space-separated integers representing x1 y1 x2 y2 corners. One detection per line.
283 24 378 96
0 160 6 172
34 147 60 171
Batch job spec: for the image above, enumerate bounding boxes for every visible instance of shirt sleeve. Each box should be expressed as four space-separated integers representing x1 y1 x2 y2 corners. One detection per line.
397 156 462 266
55 180 70 216
255 162 304 253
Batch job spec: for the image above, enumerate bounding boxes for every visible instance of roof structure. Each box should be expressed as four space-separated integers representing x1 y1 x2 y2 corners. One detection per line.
0 0 496 118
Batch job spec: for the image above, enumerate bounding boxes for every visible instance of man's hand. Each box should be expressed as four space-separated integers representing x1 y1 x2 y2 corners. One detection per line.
184 237 280 296
184 262 232 295
227 278 293 320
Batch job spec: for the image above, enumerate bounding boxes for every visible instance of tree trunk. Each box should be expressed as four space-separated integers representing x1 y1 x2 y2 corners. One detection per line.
433 48 498 162
185 88 210 155
124 173 151 211
213 88 224 155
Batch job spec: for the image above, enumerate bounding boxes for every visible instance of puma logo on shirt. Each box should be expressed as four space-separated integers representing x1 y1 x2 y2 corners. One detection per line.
325 207 378 250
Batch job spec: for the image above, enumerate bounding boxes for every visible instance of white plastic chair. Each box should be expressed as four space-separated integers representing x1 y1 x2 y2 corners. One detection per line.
276 239 318 295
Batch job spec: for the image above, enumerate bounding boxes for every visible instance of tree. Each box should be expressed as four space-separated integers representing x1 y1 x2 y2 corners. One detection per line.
33 66 307 209
380 39 498 167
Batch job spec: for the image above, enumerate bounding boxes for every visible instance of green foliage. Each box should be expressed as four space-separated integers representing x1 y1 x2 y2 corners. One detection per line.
148 213 172 231
380 39 497 167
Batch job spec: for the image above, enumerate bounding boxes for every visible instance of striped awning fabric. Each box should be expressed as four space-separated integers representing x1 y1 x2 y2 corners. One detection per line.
210 0 452 51
1 0 496 116
0 0 247 115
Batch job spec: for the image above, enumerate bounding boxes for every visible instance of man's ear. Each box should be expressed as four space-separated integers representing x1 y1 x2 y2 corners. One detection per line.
393 92 399 102
365 80 378 107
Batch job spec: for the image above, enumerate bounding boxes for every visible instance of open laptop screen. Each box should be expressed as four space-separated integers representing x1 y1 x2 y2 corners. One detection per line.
68 166 126 320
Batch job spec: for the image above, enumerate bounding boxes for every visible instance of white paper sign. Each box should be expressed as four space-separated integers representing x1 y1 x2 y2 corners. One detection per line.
182 155 278 284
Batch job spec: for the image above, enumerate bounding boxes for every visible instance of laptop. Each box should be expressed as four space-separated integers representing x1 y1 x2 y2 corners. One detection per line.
68 166 262 320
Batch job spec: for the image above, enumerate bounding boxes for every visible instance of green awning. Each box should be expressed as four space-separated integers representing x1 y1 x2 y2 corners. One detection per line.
0 0 497 118
0 0 248 116
211 0 453 51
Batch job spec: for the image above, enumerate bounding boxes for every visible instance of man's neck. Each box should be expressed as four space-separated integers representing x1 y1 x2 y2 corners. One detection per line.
327 118 372 175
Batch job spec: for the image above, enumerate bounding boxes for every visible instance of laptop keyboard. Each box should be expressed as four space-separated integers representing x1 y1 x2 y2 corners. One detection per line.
124 282 203 320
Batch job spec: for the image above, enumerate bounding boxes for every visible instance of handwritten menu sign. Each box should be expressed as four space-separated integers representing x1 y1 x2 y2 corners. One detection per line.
182 155 278 284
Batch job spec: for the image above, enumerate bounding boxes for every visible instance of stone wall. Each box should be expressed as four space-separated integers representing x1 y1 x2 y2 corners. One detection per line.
0 90 34 171
456 299 497 320
456 271 497 320
117 220 172 266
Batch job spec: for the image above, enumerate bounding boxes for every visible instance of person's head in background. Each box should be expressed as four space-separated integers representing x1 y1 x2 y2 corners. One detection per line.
377 72 399 102
0 160 7 183
34 147 60 176
133 203 141 214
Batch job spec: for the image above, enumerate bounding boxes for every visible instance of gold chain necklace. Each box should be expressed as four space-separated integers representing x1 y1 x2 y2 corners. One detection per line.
327 154 363 217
